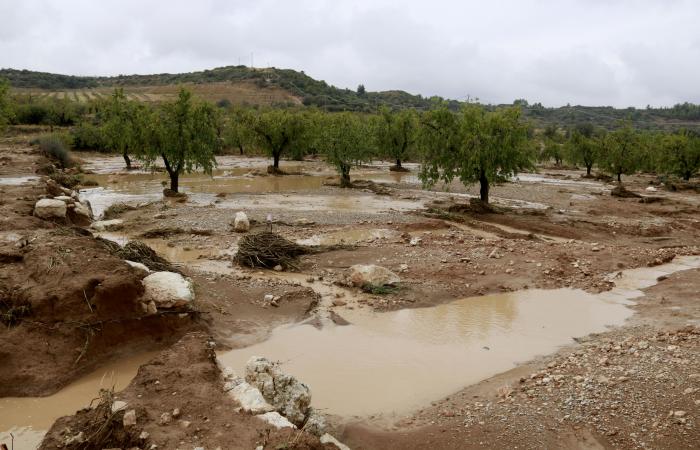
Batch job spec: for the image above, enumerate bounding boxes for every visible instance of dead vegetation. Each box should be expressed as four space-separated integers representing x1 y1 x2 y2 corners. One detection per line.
102 202 137 220
98 238 180 273
235 231 311 270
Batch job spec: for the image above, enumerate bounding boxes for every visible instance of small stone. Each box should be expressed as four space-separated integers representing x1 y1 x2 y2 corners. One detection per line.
179 420 191 428
673 410 687 418
332 299 347 307
111 400 128 413
159 412 172 425
172 407 181 418
273 264 283 272
139 431 150 440
263 294 274 302
123 409 137 427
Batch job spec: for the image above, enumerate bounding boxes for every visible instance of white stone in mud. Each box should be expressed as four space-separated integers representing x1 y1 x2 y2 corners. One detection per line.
91 219 124 231
256 411 297 429
233 211 250 232
304 409 327 436
320 433 351 450
348 264 400 287
228 382 275 414
33 198 67 219
245 356 311 426
126 260 151 273
72 201 93 221
142 272 195 308
53 195 73 202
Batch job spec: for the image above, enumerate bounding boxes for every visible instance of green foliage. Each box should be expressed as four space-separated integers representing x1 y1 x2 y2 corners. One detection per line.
35 133 74 168
565 124 601 175
600 122 640 182
540 124 564 165
222 107 255 155
0 78 13 131
249 108 309 170
375 107 418 169
419 105 533 203
71 121 107 151
139 88 219 192
661 130 700 181
313 112 375 187
102 88 143 168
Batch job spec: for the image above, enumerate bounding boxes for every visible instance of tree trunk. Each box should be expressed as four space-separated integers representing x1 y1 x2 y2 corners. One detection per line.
169 171 179 192
617 172 622 182
123 151 132 170
340 165 351 188
586 164 592 176
396 159 402 169
238 144 244 156
273 151 280 169
479 171 489 204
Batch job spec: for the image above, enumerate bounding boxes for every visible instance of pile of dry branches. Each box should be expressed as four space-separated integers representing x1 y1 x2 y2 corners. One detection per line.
98 238 180 273
235 231 311 270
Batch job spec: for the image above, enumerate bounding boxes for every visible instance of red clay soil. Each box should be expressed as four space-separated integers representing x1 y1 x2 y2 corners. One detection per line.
39 332 330 450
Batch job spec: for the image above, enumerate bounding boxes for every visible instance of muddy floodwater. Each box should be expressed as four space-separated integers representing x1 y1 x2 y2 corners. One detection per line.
0 352 156 450
219 256 700 418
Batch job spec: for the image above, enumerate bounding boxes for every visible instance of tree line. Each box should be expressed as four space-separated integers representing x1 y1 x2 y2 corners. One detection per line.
1 82 698 201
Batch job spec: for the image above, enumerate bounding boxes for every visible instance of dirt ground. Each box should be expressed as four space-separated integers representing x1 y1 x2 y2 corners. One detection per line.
1 129 699 449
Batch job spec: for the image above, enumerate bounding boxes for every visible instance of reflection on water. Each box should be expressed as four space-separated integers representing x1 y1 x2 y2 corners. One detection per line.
0 352 156 450
219 288 633 417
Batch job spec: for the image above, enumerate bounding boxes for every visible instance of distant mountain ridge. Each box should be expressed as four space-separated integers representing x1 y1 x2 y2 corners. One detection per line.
2 66 699 130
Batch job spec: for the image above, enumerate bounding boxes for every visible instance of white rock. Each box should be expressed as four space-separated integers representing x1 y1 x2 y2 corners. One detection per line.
409 237 421 246
72 201 93 220
245 356 311 426
91 219 124 231
53 195 73 202
320 433 351 450
126 260 151 273
123 409 137 427
142 272 195 308
111 400 128 413
228 382 275 414
349 264 400 287
34 199 67 219
263 294 275 302
645 186 658 192
256 411 297 429
233 211 250 232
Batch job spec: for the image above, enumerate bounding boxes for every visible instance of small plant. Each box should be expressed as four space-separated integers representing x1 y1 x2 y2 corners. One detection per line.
36 133 74 168
0 288 32 327
361 283 399 295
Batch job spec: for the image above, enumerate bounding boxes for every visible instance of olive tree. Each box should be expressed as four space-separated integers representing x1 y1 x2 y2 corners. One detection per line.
249 109 307 172
566 123 599 176
102 88 141 169
315 112 374 187
139 88 219 193
600 122 639 182
419 105 532 204
375 107 417 171
662 130 700 181
0 78 12 132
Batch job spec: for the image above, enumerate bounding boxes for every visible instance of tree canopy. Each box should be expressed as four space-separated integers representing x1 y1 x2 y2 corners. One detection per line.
600 122 639 182
314 112 374 187
0 78 12 132
419 105 533 203
661 130 700 181
375 107 418 171
249 109 308 172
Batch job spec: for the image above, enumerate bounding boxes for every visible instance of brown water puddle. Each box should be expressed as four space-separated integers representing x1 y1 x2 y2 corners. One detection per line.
0 352 156 450
218 256 700 418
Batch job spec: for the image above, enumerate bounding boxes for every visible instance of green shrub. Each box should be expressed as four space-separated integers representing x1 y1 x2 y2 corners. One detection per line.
36 133 74 168
71 122 108 151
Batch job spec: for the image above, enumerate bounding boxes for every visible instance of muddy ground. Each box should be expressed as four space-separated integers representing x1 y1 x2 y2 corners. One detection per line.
1 129 699 449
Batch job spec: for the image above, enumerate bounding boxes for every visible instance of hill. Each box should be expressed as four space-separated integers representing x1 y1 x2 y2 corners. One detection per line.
2 66 699 130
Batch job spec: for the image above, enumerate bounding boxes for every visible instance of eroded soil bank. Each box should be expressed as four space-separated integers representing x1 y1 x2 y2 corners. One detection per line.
1 132 699 449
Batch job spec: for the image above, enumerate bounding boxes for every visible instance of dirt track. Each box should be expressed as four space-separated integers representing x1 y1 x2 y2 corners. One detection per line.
1 130 699 449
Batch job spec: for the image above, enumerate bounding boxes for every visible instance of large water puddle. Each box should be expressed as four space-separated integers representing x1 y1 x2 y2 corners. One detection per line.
0 352 156 450
219 256 700 418
0 176 39 186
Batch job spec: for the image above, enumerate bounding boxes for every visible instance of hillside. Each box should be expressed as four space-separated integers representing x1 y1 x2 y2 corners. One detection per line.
2 66 699 130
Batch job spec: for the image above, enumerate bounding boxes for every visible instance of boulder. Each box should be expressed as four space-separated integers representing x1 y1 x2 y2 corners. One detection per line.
91 219 124 232
34 198 67 220
256 411 296 429
233 211 250 232
68 201 93 226
245 356 311 426
320 433 351 450
304 409 327 436
228 382 275 414
126 260 151 274
349 264 400 287
142 271 195 309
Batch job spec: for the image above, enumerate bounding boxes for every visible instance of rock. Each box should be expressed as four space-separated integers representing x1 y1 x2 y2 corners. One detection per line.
611 185 641 198
91 219 124 231
273 264 283 272
139 431 149 440
69 200 93 225
123 409 137 427
126 260 151 274
673 410 687 418
349 264 400 287
159 412 172 425
332 299 347 307
111 400 128 413
256 411 297 429
409 236 422 246
228 382 275 414
263 294 275 303
320 433 350 450
142 272 195 309
233 211 250 232
645 186 658 192
33 198 67 219
304 409 327 436
245 356 311 426
172 407 181 418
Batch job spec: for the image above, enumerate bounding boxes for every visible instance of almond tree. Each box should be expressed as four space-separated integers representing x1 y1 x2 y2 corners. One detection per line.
315 112 374 187
375 106 417 171
600 122 639 182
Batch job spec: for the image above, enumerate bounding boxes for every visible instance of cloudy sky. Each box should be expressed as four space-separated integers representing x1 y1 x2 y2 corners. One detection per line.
1 0 699 107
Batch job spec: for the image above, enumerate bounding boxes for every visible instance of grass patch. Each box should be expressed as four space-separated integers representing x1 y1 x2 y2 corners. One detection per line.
34 133 74 169
361 283 400 295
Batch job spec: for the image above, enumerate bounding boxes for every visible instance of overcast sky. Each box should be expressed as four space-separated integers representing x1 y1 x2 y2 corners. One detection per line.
1 0 699 107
